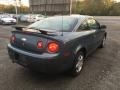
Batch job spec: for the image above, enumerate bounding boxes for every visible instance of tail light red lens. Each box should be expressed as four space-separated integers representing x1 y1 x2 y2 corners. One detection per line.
10 35 15 43
47 42 59 53
37 41 43 49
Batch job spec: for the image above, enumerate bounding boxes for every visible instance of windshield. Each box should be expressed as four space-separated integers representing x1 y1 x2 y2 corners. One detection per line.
28 16 78 32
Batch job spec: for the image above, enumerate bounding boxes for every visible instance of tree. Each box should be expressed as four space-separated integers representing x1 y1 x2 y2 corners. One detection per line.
0 4 29 14
72 0 120 16
109 2 120 16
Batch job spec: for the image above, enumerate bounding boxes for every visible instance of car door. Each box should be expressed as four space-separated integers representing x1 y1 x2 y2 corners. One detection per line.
87 18 104 48
76 19 97 54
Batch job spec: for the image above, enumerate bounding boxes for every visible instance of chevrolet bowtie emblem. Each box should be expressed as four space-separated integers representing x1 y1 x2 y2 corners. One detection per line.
21 38 27 42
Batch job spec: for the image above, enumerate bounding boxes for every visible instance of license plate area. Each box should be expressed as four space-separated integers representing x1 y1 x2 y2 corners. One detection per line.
18 54 29 66
10 52 28 66
9 51 19 63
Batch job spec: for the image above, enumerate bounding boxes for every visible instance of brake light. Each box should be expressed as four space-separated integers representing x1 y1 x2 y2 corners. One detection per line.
47 42 59 53
10 35 15 43
37 41 43 49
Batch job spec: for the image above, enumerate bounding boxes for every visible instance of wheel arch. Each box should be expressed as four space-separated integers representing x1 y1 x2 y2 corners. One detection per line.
74 46 87 58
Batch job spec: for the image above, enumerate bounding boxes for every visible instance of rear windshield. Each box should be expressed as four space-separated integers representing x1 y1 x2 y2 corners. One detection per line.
28 16 78 32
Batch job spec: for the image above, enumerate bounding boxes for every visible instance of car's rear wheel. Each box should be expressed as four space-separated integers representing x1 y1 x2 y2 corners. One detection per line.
71 51 84 77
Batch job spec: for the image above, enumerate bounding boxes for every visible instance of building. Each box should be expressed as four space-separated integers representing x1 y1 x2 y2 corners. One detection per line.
29 0 73 15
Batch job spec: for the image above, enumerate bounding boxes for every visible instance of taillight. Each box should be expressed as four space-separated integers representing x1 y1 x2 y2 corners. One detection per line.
10 35 15 43
47 42 59 53
37 41 43 49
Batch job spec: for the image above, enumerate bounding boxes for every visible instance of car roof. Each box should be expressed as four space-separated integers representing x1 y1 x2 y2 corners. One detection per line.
52 14 94 22
70 14 94 19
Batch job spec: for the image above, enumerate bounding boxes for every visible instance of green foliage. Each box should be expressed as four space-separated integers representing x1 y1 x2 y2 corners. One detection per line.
0 4 29 14
72 0 120 16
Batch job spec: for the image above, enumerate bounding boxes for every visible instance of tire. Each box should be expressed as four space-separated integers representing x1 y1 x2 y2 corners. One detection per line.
1 21 5 25
99 37 106 48
71 51 85 77
0 20 2 24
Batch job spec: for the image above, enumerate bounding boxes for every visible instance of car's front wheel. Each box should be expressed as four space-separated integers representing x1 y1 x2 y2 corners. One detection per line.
99 37 106 48
71 51 84 77
1 21 5 25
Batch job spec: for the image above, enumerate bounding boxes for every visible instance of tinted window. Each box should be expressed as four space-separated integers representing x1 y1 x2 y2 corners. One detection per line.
77 20 89 32
28 16 78 32
87 19 100 29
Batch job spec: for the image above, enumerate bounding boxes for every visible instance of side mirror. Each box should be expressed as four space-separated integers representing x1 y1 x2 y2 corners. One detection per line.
100 25 107 29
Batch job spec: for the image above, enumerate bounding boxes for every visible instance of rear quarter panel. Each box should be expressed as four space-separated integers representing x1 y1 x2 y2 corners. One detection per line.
61 29 107 57
59 32 93 56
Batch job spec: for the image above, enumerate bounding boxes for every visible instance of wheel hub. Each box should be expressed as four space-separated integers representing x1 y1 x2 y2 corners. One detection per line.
76 55 84 73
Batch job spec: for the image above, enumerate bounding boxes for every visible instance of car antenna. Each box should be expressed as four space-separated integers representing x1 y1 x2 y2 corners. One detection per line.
61 0 64 36
44 0 47 17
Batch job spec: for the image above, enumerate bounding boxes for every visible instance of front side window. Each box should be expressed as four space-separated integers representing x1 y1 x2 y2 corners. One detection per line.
87 19 100 29
77 20 89 32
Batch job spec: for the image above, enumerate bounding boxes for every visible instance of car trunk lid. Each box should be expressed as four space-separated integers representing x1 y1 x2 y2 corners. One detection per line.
11 31 50 54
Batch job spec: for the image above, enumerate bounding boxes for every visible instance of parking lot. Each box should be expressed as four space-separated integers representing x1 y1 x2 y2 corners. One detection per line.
0 17 120 90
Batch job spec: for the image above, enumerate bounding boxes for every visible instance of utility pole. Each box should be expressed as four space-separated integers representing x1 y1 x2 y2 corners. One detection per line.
19 0 22 14
44 0 47 16
75 0 78 13
70 0 72 15
14 0 18 23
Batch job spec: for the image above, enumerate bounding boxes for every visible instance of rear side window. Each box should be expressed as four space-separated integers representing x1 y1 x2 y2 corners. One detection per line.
87 19 100 29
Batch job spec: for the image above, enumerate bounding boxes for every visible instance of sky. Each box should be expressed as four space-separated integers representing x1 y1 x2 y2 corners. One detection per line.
115 0 120 2
0 0 29 6
21 0 29 6
0 0 120 7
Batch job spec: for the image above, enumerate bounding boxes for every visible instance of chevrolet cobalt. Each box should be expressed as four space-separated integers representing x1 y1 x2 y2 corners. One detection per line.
7 15 107 76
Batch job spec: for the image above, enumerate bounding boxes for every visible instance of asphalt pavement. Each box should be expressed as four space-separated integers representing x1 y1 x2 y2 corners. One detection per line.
0 17 120 90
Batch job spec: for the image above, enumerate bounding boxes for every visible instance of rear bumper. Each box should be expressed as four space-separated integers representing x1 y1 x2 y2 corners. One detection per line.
7 44 74 73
